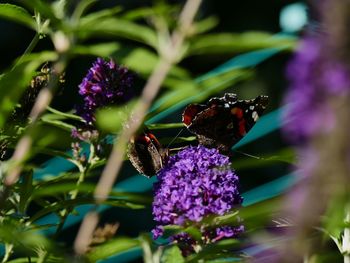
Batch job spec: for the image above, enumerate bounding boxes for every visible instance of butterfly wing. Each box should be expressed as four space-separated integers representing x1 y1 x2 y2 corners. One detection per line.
182 94 268 152
127 131 167 177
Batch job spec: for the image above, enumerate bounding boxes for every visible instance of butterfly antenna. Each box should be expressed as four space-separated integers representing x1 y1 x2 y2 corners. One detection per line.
166 128 184 149
232 149 263 160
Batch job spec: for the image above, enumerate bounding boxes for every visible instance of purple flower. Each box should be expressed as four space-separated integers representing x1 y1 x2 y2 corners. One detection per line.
283 36 350 143
152 145 243 244
76 58 134 124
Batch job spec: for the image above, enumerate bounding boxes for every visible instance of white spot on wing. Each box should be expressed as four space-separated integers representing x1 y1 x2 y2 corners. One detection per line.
252 111 259 121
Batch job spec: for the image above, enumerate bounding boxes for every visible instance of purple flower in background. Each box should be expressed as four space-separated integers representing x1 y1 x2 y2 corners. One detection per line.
152 145 243 244
283 36 350 143
76 58 134 124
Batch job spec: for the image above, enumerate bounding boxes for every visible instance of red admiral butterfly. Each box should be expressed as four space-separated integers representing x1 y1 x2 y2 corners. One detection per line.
127 93 268 176
182 93 268 153
127 130 169 178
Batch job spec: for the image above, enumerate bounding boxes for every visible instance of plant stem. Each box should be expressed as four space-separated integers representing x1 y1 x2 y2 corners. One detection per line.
343 209 350 263
13 33 41 69
1 244 13 263
73 0 203 255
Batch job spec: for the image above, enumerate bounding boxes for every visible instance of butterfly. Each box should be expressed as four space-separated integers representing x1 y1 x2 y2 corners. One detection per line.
182 93 268 153
127 93 268 176
127 130 169 178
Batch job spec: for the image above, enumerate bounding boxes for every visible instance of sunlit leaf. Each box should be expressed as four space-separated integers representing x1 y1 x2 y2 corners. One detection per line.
146 123 184 130
87 237 140 262
119 48 191 80
77 17 158 47
161 246 185 263
70 42 122 57
95 101 137 133
0 4 36 30
191 16 219 35
232 148 296 170
188 32 296 56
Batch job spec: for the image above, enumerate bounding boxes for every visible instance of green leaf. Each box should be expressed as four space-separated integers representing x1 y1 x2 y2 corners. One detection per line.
77 5 122 25
192 16 219 35
71 0 98 22
188 32 296 56
21 0 61 26
186 239 242 263
232 148 296 170
46 106 84 121
119 48 190 80
239 196 282 230
8 258 39 263
161 246 185 263
0 51 58 128
0 4 36 30
30 196 145 223
146 123 184 130
96 101 137 133
147 69 251 122
32 183 95 198
0 219 51 252
70 42 122 57
77 17 158 47
40 117 75 131
87 237 140 262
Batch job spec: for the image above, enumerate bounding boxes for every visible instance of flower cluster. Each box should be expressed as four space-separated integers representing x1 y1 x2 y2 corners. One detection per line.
76 58 134 124
152 145 243 248
283 35 350 143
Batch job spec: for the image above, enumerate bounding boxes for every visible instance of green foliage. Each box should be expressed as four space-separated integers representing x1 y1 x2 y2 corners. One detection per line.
0 1 302 263
161 246 185 263
86 237 140 262
0 4 36 30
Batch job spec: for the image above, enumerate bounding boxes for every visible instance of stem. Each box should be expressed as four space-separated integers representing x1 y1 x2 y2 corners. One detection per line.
4 57 67 187
13 33 41 70
343 209 350 263
73 0 202 255
55 159 88 236
55 143 99 236
1 244 13 263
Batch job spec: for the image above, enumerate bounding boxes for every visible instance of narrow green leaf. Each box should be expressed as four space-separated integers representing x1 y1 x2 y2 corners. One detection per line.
70 42 121 57
40 117 75 131
186 239 241 263
0 4 36 30
46 106 84 121
146 123 184 130
192 16 219 35
96 101 136 133
30 197 145 223
87 237 140 262
119 48 190 80
77 6 122 25
161 246 185 263
77 17 158 47
21 0 61 25
147 69 251 122
71 0 98 22
8 258 39 263
32 183 95 198
232 148 296 170
188 32 296 56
